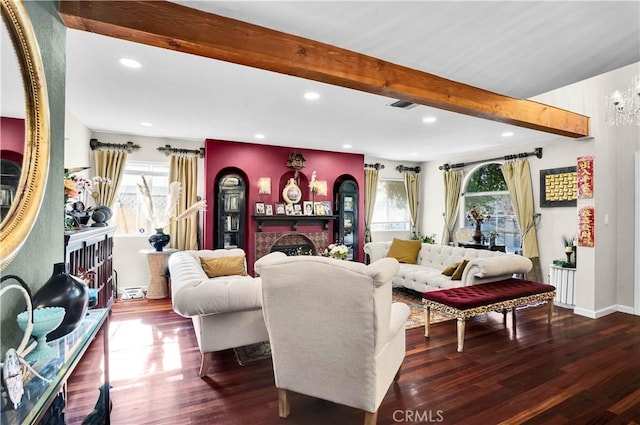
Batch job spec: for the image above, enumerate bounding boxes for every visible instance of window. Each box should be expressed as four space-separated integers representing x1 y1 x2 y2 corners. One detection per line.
371 180 410 231
461 163 521 252
113 161 169 235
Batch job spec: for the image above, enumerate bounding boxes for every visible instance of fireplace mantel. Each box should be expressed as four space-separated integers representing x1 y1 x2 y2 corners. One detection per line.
253 215 337 232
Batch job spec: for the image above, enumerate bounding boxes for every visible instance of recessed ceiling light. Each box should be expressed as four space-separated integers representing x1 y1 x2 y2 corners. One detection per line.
304 92 320 100
254 133 265 140
342 144 352 149
409 153 418 157
140 122 152 127
422 116 437 123
501 131 514 137
119 58 141 69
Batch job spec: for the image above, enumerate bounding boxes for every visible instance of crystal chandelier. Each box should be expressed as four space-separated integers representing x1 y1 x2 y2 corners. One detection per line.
605 74 640 125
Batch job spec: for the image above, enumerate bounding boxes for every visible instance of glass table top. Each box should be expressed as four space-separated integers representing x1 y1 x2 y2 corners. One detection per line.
1 308 109 425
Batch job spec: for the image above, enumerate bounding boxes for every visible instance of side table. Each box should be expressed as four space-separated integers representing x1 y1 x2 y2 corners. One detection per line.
140 249 177 299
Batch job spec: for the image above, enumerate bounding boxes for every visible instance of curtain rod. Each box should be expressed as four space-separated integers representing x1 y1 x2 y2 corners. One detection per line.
157 144 205 158
89 138 140 153
364 162 385 170
438 147 543 171
397 165 421 173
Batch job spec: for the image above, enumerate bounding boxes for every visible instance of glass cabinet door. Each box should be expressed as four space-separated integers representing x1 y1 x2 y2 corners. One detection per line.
216 174 246 249
336 180 358 261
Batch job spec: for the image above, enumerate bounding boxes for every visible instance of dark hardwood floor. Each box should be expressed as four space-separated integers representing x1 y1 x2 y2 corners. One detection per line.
66 298 640 424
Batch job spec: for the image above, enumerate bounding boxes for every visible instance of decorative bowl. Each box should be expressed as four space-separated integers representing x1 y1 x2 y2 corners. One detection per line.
16 307 66 362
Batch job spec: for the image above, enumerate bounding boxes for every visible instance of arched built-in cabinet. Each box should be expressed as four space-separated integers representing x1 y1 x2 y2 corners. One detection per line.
215 172 247 249
335 178 359 261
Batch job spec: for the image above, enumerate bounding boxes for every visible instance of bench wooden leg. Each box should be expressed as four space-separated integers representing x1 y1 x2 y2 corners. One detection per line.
424 306 431 338
456 318 466 352
512 307 517 336
547 299 554 324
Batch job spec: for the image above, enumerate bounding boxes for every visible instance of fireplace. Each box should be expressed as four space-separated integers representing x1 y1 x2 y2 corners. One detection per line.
255 231 329 260
270 244 314 256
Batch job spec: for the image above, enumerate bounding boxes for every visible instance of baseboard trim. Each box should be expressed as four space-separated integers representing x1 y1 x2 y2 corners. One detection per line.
573 304 638 318
573 304 618 319
617 305 637 315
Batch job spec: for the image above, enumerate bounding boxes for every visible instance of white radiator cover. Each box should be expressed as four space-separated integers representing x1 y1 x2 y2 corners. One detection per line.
549 264 576 307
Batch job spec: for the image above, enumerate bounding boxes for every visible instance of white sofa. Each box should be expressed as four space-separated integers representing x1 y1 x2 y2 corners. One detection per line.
364 241 532 294
168 249 269 377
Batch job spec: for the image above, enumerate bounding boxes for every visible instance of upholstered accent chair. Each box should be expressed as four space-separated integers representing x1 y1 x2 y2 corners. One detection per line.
168 249 269 377
255 252 410 425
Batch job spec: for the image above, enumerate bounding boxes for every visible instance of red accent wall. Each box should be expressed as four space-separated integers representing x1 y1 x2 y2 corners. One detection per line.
204 139 365 273
1 117 25 162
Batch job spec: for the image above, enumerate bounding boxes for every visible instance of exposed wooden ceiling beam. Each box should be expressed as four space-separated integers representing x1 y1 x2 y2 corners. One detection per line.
59 0 589 138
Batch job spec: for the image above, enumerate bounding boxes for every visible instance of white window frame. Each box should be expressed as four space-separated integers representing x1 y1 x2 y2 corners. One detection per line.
113 161 170 236
371 179 410 232
460 162 521 253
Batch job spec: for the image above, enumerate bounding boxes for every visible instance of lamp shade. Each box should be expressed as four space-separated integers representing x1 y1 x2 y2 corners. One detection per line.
32 263 89 341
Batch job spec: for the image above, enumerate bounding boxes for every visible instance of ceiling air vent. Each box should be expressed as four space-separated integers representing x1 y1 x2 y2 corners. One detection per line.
388 99 417 109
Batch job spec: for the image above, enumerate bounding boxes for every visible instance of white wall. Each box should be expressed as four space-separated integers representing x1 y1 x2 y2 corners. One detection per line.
64 126 206 289
421 138 577 281
364 156 421 242
420 62 640 318
63 109 92 179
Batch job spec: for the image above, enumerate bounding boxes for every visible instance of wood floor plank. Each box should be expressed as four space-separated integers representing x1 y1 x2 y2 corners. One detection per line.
65 299 640 424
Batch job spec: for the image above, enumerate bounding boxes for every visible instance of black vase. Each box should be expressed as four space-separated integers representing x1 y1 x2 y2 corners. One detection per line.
32 263 89 341
148 228 170 251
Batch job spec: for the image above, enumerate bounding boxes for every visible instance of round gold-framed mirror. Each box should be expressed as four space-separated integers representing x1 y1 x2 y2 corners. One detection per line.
0 0 50 269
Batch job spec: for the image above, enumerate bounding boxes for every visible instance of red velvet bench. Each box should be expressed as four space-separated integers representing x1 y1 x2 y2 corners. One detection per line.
422 278 556 352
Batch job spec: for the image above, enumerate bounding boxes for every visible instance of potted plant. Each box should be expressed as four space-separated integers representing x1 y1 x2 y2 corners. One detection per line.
487 230 499 246
412 233 437 244
563 235 575 264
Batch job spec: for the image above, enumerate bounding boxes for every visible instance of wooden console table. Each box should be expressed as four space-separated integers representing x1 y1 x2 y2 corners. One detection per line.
0 308 111 424
458 242 506 252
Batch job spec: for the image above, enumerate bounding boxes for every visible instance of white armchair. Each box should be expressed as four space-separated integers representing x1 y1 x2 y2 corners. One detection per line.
168 249 269 377
255 252 410 425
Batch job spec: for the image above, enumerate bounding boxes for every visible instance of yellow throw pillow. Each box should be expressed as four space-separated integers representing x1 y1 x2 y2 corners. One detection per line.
451 260 469 281
200 255 247 278
441 261 461 276
386 239 422 264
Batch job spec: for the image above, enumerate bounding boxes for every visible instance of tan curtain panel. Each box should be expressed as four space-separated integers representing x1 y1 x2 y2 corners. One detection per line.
364 168 379 243
168 155 199 251
501 159 542 281
404 172 420 237
93 150 127 208
441 169 464 245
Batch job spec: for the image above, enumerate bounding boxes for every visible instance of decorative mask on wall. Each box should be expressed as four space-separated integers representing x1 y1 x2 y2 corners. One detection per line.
286 152 306 181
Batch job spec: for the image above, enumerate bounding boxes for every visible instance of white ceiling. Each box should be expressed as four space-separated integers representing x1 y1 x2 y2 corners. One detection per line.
6 2 640 161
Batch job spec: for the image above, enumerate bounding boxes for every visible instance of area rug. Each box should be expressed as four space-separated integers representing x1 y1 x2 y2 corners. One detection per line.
392 286 453 330
233 341 272 365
